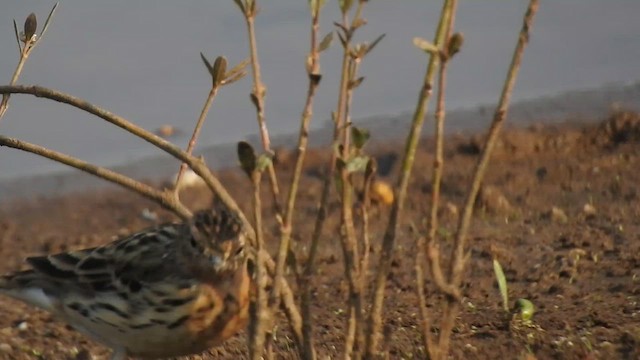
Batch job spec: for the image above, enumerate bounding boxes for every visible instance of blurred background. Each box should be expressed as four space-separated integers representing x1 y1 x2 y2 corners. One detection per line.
0 0 639 187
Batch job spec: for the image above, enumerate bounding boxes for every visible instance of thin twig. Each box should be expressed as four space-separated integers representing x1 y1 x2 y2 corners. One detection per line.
436 1 539 358
0 135 192 220
341 56 366 360
426 1 457 252
416 1 458 357
272 2 324 359
248 170 269 360
239 0 283 217
0 3 59 121
364 0 453 357
173 86 219 194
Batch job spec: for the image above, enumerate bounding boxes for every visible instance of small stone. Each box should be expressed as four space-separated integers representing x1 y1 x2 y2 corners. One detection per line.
140 208 158 222
445 202 459 218
550 206 568 223
0 343 12 353
16 322 28 331
583 203 596 215
477 185 512 214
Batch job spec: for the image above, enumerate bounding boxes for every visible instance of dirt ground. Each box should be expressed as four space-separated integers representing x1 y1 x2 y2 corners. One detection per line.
1 111 640 359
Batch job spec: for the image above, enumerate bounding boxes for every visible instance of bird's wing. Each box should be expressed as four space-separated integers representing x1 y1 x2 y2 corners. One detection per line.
9 222 189 296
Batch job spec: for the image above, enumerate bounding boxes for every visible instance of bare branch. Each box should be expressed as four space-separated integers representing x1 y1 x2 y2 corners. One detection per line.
437 0 540 357
364 0 454 356
0 135 192 220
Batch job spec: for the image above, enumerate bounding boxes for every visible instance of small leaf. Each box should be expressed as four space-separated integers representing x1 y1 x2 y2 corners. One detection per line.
226 57 250 78
23 13 37 43
233 0 246 13
250 92 260 110
200 53 214 76
212 56 228 86
317 32 334 53
351 18 367 30
256 154 272 172
413 37 439 55
447 32 464 58
365 157 377 181
351 126 370 149
338 0 354 14
13 19 22 53
345 155 369 173
40 2 59 38
492 258 509 312
333 21 349 35
237 141 257 177
309 0 326 18
248 0 257 15
364 33 385 56
337 31 347 49
222 70 247 85
348 76 365 90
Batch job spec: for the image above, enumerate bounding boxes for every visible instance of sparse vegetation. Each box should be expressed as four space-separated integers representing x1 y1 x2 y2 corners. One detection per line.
2 1 640 360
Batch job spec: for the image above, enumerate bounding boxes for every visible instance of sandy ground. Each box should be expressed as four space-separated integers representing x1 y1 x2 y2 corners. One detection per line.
1 111 640 359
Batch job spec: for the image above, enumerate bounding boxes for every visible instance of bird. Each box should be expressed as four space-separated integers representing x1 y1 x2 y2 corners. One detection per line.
0 203 252 360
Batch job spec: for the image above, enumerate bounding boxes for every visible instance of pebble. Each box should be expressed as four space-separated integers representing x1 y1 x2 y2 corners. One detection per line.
550 206 568 223
0 343 12 352
477 185 512 214
583 203 597 215
16 322 28 331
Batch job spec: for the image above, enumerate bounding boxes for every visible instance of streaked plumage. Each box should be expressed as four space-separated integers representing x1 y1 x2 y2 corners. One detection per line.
0 204 251 360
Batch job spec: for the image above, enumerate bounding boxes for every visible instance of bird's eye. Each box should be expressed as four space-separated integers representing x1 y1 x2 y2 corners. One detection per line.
234 246 244 256
190 238 198 248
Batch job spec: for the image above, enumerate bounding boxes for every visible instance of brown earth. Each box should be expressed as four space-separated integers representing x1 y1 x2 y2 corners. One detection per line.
1 111 640 360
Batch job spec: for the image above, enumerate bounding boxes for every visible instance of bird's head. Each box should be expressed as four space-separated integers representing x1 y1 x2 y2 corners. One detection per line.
186 203 247 274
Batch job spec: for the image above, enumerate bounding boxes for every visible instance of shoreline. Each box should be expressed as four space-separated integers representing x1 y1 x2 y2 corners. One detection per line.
1 81 639 202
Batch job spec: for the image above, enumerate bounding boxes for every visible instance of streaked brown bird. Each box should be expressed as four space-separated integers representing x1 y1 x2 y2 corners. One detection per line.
0 204 251 360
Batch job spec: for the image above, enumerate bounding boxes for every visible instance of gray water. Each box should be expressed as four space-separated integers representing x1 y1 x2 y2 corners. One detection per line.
1 0 639 183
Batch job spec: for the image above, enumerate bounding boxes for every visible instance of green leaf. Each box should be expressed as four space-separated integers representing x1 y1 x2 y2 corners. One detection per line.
492 258 509 312
413 37 439 55
351 126 370 149
237 141 257 177
345 155 369 174
309 0 327 18
317 32 334 53
515 298 535 322
256 154 272 172
338 0 354 14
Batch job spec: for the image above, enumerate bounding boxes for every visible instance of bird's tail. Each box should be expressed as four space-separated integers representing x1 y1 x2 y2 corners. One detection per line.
0 271 56 311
